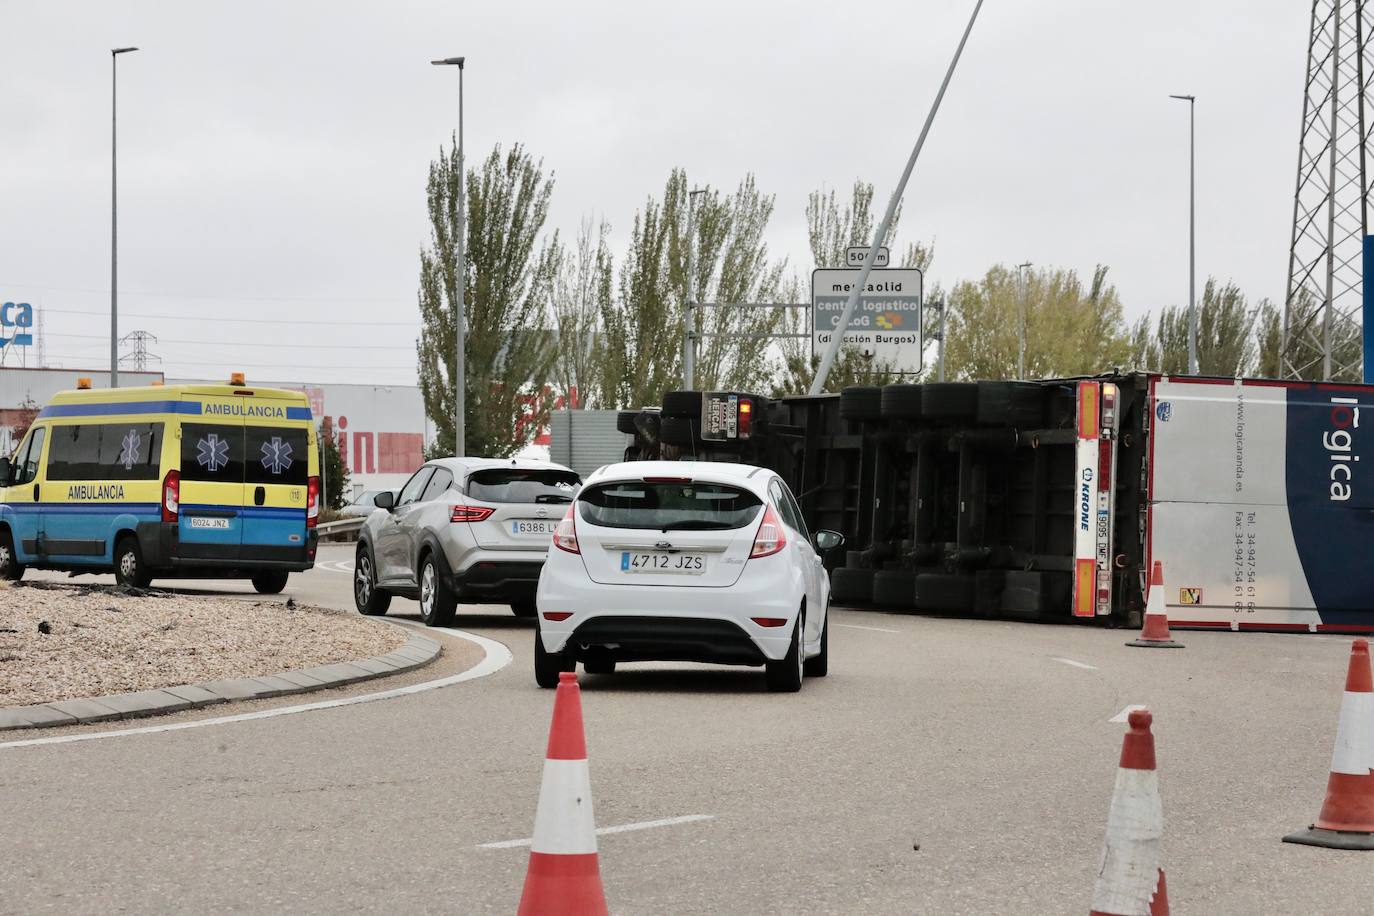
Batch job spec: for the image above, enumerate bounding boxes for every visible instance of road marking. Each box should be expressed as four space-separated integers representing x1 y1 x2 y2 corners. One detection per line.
835 623 901 634
1051 657 1098 670
1109 705 1149 723
478 814 715 849
0 626 513 750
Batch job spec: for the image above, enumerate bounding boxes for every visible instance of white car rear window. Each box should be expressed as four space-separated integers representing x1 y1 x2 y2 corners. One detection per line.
578 481 762 530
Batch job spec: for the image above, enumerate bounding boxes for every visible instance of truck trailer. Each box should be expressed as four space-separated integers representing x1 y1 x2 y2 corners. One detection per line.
616 374 1374 633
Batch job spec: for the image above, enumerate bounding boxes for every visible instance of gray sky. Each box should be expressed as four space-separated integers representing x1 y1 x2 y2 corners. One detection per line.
1 0 1308 386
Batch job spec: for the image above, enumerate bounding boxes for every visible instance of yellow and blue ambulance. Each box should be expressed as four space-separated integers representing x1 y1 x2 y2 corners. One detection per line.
0 376 319 592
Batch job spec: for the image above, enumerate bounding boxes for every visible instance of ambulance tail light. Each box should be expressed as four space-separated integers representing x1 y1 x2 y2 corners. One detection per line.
307 476 321 528
162 470 180 523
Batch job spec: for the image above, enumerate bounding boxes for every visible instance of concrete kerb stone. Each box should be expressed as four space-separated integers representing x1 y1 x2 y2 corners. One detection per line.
0 622 440 732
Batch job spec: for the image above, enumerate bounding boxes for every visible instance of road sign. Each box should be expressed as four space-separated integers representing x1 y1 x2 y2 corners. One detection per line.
845 246 889 268
811 268 923 373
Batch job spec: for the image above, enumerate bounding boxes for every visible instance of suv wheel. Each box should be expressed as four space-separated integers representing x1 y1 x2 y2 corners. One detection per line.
251 571 290 594
113 536 153 589
418 553 457 627
354 546 391 616
765 609 804 693
0 529 24 582
534 622 574 688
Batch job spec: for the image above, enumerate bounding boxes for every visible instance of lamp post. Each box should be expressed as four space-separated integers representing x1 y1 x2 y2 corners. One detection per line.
432 56 466 456
111 46 138 388
683 187 706 389
1016 260 1032 379
1170 93 1197 375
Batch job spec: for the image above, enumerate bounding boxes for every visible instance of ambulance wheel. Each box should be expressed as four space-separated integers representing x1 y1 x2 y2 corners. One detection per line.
0 529 24 581
251 571 290 594
113 536 153 589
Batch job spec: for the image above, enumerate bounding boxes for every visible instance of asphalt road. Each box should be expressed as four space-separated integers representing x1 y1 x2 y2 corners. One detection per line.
2 543 1370 914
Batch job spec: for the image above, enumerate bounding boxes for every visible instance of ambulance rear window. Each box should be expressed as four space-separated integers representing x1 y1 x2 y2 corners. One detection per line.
245 426 308 485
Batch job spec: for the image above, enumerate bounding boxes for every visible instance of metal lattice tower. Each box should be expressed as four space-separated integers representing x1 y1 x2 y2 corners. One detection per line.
1284 0 1374 380
118 330 159 371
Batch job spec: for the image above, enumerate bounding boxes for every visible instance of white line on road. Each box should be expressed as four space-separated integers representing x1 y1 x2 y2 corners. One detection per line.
0 626 513 751
1108 704 1149 723
834 623 902 634
1050 657 1098 670
478 814 715 849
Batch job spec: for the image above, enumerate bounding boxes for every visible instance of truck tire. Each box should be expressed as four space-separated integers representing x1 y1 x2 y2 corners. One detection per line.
915 573 975 612
871 570 917 608
921 383 978 421
839 386 883 421
976 381 1045 427
844 550 871 570
829 567 875 605
973 570 1005 618
662 390 702 418
880 383 924 419
1001 570 1071 619
660 416 699 447
616 410 641 434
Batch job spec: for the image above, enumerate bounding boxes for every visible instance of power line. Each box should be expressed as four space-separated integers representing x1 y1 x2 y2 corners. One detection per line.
36 306 420 327
43 352 417 371
2 281 407 305
41 330 415 350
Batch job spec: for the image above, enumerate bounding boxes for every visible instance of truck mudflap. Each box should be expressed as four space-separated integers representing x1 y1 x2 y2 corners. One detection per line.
1073 380 1119 618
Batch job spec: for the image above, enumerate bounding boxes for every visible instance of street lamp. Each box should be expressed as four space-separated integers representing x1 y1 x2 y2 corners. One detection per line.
1016 261 1032 379
1170 93 1197 375
432 56 466 456
111 46 138 388
683 187 706 389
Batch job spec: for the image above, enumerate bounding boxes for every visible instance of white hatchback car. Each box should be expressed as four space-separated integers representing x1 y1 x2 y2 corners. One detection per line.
534 461 845 692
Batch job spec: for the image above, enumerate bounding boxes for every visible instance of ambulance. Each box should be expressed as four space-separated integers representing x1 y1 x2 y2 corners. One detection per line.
0 376 319 592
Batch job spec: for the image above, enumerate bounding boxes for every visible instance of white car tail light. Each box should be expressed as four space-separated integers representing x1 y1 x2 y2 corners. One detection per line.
749 506 786 558
554 505 580 554
450 504 495 523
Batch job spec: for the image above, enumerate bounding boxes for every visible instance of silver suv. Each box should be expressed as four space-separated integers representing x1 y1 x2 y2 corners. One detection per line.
353 457 580 625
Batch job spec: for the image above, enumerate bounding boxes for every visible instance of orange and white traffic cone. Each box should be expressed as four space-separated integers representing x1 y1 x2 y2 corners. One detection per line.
1283 638 1374 850
1126 561 1183 649
1090 709 1169 916
517 671 610 915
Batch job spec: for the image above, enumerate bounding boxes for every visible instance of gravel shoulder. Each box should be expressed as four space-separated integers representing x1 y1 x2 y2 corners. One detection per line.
0 580 406 707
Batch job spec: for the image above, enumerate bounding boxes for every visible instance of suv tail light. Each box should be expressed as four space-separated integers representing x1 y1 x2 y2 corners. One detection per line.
162 470 180 523
749 506 786 558
451 505 495 523
554 505 579 554
307 475 321 528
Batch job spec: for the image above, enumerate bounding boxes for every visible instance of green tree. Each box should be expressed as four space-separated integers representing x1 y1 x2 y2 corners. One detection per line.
1130 279 1259 376
945 264 1131 380
597 169 787 407
317 421 350 511
417 141 560 457
550 217 612 408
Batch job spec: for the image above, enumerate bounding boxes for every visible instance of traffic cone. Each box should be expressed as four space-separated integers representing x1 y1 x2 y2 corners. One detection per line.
1283 638 1374 850
1090 709 1169 916
517 671 609 915
1126 561 1183 649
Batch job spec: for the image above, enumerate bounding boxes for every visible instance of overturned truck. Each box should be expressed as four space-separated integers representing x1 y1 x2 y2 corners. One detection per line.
616 375 1374 633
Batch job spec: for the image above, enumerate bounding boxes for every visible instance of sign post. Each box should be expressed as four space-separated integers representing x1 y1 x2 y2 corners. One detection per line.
811 269 923 374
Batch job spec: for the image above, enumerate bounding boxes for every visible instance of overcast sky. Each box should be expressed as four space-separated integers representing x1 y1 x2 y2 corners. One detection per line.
1 0 1309 386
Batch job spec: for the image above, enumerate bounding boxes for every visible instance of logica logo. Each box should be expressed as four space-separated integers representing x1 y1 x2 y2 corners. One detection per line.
1326 397 1362 502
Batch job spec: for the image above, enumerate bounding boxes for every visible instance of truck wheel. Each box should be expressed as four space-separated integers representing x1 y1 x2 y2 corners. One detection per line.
976 381 1046 427
915 573 975 612
880 384 924 419
113 536 153 589
616 410 641 434
829 567 875 605
418 553 457 627
844 550 871 570
662 390 703 418
838 386 883 421
354 546 391 616
251 571 290 594
921 383 978 421
0 529 24 582
660 416 699 447
871 570 917 608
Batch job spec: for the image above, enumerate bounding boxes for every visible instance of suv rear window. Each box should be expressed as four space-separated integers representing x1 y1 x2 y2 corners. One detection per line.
578 481 762 530
466 468 580 504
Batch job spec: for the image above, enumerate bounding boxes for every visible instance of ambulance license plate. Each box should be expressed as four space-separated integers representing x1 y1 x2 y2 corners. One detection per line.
188 517 230 530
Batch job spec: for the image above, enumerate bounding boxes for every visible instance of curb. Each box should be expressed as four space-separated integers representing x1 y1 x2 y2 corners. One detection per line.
0 624 440 732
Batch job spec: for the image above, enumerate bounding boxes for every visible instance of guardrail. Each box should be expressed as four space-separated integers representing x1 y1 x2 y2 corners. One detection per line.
317 516 365 542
